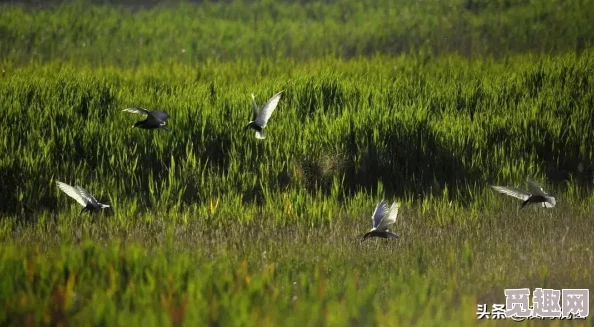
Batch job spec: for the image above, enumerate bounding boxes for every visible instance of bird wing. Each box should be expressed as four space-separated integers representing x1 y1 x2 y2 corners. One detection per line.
149 110 169 122
251 94 259 121
370 201 388 229
75 186 99 207
254 91 283 128
527 179 548 196
376 202 399 232
57 181 88 207
122 107 150 116
490 185 531 201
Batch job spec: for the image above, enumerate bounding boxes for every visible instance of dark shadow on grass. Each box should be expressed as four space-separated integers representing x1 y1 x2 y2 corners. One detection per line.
288 119 484 206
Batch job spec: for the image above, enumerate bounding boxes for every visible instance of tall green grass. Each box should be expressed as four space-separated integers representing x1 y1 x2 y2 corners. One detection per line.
1 52 593 325
0 0 593 65
1 53 594 219
1 1 594 325
1 205 592 326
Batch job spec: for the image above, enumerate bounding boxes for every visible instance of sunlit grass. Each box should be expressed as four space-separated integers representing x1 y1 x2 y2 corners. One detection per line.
1 53 594 218
1 1 594 323
1 52 593 325
1 204 592 326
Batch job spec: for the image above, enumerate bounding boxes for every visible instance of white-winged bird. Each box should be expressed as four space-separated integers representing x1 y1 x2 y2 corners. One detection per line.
362 201 400 240
122 108 169 131
56 181 110 214
490 179 556 209
245 91 283 139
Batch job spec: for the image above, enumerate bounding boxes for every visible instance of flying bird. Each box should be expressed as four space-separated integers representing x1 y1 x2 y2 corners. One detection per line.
245 91 283 139
56 181 110 214
122 108 169 131
362 201 400 240
490 179 556 209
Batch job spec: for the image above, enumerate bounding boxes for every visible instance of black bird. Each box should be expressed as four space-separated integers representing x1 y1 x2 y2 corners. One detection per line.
362 201 400 240
123 108 169 131
491 179 556 209
57 181 110 214
245 91 283 139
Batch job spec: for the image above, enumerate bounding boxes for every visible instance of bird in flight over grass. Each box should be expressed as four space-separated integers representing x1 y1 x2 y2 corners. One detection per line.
56 181 110 214
245 91 283 139
362 201 400 240
122 108 169 131
490 179 556 209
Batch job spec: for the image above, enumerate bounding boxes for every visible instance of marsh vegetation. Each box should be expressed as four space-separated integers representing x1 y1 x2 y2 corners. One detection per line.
1 0 593 325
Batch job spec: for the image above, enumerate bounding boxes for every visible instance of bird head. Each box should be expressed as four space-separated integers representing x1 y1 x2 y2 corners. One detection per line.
244 122 253 131
132 121 143 128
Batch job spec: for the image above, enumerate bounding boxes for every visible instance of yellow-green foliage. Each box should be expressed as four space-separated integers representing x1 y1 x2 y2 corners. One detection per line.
1 0 593 63
1 54 594 219
1 1 594 326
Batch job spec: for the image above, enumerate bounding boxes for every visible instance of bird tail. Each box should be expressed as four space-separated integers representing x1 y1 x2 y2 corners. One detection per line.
255 131 266 139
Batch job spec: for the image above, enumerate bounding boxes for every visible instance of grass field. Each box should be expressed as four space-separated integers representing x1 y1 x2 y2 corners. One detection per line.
1 0 594 326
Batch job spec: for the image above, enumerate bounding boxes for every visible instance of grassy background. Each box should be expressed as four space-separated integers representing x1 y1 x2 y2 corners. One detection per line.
1 0 594 326
1 0 594 64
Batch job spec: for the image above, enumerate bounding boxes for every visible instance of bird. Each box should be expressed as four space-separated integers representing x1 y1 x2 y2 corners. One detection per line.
490 179 556 209
56 181 110 214
122 108 169 131
245 91 283 139
362 201 400 240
